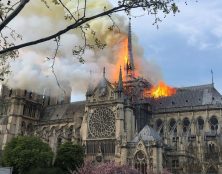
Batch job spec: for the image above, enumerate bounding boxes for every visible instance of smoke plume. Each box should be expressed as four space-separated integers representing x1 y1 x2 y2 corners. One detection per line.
3 0 162 99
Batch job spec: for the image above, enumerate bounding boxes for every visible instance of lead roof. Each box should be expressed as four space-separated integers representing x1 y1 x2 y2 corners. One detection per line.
131 125 162 143
40 101 85 121
152 84 222 110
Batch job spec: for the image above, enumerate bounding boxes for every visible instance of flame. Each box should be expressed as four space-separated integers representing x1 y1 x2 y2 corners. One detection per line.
112 37 139 81
147 81 176 98
114 37 128 81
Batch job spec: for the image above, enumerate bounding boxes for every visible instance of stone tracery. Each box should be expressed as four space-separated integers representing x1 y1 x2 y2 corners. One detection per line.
88 107 115 138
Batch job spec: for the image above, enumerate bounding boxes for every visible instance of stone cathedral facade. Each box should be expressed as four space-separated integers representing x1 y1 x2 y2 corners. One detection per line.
0 23 222 174
0 69 222 174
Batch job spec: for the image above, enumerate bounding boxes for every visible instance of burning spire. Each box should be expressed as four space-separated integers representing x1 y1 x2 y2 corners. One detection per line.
126 17 135 77
114 17 138 81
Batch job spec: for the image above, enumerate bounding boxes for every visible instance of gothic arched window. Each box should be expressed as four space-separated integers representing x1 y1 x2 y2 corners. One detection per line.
209 116 218 131
21 121 26 135
172 159 179 168
182 117 190 133
156 119 162 129
169 118 177 133
27 123 33 135
197 117 204 130
156 119 163 135
134 150 147 174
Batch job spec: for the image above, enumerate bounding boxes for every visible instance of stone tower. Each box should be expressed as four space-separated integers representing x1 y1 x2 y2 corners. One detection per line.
80 68 135 164
0 85 43 149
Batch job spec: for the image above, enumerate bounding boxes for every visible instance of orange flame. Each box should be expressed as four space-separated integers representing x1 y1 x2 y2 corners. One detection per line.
114 37 128 81
113 37 139 81
147 81 176 98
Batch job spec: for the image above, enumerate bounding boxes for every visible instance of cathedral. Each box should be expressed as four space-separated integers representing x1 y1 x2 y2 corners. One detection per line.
0 22 222 174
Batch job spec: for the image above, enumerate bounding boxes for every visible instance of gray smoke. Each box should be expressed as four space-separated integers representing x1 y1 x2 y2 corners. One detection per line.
3 0 162 98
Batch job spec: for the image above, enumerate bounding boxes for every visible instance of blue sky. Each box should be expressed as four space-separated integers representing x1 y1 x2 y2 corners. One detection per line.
131 0 222 92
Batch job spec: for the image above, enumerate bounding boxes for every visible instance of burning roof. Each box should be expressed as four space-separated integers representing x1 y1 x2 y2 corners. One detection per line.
147 81 176 99
152 84 222 110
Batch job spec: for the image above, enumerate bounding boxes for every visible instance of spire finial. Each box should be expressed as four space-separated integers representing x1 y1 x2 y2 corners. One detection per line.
211 69 214 86
119 66 122 81
117 66 123 93
103 67 105 77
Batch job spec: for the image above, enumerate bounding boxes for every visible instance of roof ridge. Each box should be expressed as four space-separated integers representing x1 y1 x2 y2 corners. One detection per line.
70 101 85 104
177 83 213 90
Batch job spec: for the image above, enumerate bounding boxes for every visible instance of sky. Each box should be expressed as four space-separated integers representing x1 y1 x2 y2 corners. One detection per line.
3 0 222 101
131 0 222 92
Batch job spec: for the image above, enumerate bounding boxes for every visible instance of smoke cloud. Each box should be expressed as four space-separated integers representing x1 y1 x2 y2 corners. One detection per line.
3 0 162 99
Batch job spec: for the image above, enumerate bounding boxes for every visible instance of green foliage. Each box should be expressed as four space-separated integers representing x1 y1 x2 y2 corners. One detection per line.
55 142 84 172
2 136 53 174
25 167 65 174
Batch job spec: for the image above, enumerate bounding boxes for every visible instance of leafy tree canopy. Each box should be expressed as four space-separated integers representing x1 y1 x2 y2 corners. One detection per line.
2 136 53 174
26 167 65 174
55 142 84 173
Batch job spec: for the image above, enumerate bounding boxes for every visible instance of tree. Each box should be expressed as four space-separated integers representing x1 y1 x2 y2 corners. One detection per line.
2 136 53 174
0 0 181 80
76 161 172 174
75 161 140 174
55 142 84 173
26 167 65 174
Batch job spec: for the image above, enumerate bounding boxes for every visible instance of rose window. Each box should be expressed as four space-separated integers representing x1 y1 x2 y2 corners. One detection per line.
88 107 115 138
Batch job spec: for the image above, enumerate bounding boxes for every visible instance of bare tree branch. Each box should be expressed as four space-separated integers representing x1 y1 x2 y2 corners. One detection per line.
58 0 77 22
0 4 126 54
0 0 30 31
0 0 180 55
48 37 67 95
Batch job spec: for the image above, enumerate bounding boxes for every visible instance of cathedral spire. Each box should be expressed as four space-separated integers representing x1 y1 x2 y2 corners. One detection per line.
117 66 123 92
86 70 94 97
126 17 135 76
99 67 107 89
103 67 106 78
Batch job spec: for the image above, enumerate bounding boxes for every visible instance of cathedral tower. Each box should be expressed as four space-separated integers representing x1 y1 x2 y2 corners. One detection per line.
0 86 43 149
80 68 135 164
